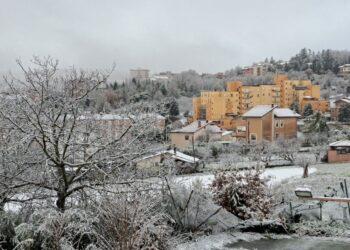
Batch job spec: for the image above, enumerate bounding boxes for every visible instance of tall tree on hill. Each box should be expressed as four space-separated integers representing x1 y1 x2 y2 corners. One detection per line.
338 104 350 122
289 101 300 114
303 103 314 117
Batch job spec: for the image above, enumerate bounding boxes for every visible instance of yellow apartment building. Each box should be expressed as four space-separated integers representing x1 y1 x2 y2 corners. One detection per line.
192 74 328 129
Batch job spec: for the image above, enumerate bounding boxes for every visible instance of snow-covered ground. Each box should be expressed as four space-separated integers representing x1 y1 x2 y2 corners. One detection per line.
176 166 317 188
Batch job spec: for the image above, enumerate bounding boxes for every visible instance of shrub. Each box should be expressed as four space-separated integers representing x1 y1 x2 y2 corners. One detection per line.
94 193 172 250
211 170 273 220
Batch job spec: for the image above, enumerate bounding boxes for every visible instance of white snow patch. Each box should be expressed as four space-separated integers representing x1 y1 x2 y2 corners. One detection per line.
176 167 317 188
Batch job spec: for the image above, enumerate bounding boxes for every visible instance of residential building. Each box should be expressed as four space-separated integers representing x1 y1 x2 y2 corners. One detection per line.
339 64 350 76
252 63 269 76
79 113 165 141
241 105 300 142
328 141 350 163
215 72 224 79
129 68 150 81
273 108 301 139
192 74 328 128
242 105 275 142
241 63 269 76
169 120 233 149
330 97 350 121
242 67 253 76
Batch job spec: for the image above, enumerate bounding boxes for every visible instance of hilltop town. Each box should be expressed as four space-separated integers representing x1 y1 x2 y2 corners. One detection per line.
1 52 350 249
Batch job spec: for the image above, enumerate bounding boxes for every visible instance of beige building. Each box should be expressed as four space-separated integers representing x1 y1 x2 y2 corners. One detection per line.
339 64 350 76
130 68 150 81
169 120 233 149
192 74 326 129
79 113 165 141
241 105 300 142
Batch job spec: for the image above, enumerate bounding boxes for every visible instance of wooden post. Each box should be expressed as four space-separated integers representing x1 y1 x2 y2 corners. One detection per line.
289 202 293 222
344 179 350 216
192 136 196 168
319 202 322 221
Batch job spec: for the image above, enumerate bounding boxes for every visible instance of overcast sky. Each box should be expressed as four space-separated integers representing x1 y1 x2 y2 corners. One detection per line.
1 0 350 80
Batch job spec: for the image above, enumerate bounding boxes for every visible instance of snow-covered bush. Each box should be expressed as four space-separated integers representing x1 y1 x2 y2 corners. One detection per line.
0 212 15 250
164 178 217 232
14 208 98 250
94 193 172 250
211 170 273 220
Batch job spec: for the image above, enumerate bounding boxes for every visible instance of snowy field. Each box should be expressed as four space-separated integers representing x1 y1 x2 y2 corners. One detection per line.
176 166 317 188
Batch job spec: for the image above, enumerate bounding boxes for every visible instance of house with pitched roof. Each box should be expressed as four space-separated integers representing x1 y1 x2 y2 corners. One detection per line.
169 120 233 148
330 97 350 121
241 105 300 142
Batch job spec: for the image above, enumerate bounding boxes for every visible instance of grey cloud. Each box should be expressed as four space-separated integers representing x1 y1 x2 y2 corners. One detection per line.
1 0 350 80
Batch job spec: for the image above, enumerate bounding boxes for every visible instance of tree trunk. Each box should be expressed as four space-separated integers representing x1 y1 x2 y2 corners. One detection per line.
56 192 66 212
302 164 309 178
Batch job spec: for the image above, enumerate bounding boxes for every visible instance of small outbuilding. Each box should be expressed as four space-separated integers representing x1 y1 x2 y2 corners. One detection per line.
327 140 350 163
135 149 200 175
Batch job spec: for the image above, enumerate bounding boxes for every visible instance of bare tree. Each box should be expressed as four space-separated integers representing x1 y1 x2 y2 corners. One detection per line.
0 57 158 212
275 138 301 164
295 154 316 178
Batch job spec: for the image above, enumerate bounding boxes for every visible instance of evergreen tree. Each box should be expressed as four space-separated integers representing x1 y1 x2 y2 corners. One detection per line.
160 84 168 96
112 81 118 90
304 112 328 133
289 101 300 113
303 103 314 117
339 104 350 122
168 99 179 117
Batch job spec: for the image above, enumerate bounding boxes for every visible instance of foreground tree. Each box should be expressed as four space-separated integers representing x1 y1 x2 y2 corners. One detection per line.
0 57 156 212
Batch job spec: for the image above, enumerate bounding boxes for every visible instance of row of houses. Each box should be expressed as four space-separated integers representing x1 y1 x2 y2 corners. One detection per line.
170 105 300 148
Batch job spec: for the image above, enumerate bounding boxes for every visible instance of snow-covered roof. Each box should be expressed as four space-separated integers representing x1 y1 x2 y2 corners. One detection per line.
222 131 233 136
295 187 311 192
206 124 222 133
171 120 209 133
168 149 200 163
329 140 350 147
274 108 301 118
242 105 274 118
330 100 336 108
335 98 350 104
141 149 199 163
78 113 165 121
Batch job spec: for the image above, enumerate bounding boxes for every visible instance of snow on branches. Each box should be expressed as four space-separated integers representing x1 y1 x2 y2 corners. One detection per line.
211 170 273 220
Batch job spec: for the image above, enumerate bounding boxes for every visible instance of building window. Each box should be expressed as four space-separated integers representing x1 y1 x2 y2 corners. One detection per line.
275 120 284 128
250 133 257 141
275 120 279 128
185 135 189 140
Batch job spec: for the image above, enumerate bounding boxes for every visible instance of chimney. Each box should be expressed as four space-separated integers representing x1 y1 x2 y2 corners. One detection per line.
198 120 201 128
